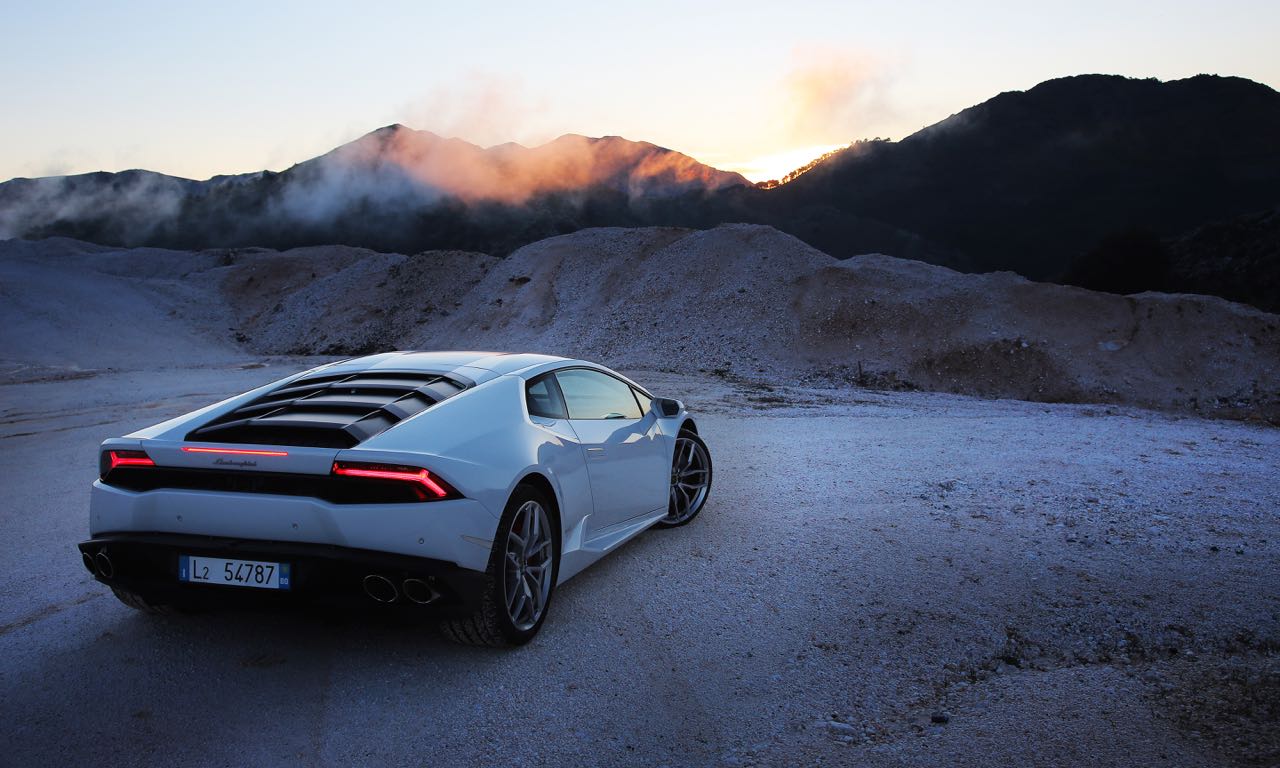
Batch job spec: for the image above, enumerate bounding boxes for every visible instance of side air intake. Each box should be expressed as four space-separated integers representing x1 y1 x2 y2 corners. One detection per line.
186 370 470 448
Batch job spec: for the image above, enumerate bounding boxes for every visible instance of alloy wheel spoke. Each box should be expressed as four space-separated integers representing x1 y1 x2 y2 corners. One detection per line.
526 573 543 611
508 531 525 551
523 576 537 622
509 581 526 614
526 539 550 561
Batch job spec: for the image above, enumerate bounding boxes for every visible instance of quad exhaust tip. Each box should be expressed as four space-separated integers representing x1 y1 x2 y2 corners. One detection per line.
81 552 98 576
362 574 399 603
94 551 114 579
402 578 439 605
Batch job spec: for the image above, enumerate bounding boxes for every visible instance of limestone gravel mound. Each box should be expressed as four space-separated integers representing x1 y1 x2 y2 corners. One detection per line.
0 239 496 374
232 247 496 354
2 225 1276 419
0 240 241 377
794 253 1280 414
425 225 832 369
428 224 1280 419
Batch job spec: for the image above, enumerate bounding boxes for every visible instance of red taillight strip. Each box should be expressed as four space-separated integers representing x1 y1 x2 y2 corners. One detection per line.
331 462 450 499
182 446 289 457
109 450 155 469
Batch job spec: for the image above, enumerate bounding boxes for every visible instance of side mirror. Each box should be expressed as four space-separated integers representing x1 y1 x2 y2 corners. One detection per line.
651 397 682 418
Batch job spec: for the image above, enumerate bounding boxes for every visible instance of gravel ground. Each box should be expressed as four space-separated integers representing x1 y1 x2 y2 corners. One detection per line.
1 362 1277 767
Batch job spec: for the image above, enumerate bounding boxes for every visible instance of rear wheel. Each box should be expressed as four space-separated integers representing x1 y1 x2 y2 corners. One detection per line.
440 483 560 646
656 430 712 527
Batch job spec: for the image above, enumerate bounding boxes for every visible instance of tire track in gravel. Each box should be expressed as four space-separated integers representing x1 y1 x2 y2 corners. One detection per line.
0 591 103 638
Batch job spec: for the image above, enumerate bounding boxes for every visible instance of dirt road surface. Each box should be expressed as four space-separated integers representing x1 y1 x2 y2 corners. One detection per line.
1 363 1276 767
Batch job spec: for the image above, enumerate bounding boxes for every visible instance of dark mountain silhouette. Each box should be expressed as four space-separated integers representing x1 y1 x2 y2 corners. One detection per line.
759 74 1280 283
2 74 1278 309
1055 206 1280 314
1165 206 1280 312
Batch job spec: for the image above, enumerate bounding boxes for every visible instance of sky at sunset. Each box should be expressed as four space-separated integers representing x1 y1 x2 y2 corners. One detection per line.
3 0 1278 183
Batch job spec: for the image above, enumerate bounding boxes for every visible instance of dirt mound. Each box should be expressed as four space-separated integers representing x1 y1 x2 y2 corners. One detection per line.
423 226 832 369
228 247 496 354
0 240 495 376
0 240 241 377
423 225 1277 418
793 252 1279 414
2 226 1276 419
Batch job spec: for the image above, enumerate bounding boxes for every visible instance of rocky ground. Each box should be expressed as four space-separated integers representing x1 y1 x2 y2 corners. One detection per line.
0 363 1277 767
1 229 1276 765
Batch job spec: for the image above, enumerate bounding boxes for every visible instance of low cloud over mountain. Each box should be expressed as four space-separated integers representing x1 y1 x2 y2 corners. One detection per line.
0 127 747 254
2 74 1278 309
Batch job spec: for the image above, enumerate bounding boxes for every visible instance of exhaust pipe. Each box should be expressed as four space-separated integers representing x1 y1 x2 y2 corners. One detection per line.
81 552 98 576
95 551 115 579
402 578 439 605
362 574 399 603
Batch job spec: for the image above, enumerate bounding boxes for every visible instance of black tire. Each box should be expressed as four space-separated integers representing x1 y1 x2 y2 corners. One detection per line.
110 586 180 615
655 429 712 528
439 483 560 647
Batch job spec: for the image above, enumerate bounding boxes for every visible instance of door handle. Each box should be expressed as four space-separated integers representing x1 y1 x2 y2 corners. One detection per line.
586 447 606 459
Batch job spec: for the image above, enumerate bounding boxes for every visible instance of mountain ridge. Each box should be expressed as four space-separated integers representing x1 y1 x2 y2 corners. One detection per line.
2 73 1277 308
0 126 748 253
766 73 1280 277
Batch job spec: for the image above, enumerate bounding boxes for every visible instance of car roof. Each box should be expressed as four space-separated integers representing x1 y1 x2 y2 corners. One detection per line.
318 351 571 381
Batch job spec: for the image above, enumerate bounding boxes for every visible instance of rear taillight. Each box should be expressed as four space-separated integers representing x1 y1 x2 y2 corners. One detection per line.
331 461 459 501
100 449 155 479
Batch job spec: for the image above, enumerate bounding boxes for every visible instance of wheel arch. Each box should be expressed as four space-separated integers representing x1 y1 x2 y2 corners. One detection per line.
514 471 562 532
679 417 699 435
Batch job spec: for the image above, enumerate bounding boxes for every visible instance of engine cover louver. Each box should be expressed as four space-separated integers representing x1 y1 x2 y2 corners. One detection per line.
186 370 471 448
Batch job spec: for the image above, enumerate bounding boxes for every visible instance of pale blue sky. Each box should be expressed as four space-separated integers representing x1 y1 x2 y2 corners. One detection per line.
2 0 1277 181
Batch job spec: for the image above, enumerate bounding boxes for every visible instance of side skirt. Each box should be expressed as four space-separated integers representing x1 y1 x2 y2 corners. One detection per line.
556 508 668 584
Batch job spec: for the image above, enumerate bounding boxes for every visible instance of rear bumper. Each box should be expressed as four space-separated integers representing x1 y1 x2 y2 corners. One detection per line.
89 480 499 573
78 533 488 613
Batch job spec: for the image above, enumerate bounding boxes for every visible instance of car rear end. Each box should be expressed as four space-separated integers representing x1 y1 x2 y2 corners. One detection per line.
78 364 502 612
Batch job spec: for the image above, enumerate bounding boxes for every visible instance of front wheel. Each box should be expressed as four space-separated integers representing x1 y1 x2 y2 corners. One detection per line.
656 431 712 528
440 484 560 646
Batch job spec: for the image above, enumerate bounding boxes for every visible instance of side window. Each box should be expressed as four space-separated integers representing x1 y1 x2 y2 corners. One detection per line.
525 374 567 420
555 369 643 420
632 388 652 414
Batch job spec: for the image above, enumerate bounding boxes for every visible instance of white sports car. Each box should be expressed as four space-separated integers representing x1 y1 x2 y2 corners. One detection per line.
78 352 712 645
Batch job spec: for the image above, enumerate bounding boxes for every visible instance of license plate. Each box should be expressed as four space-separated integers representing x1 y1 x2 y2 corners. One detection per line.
179 555 290 590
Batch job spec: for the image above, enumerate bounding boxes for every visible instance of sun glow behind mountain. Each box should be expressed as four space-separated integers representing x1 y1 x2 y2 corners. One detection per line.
718 143 850 185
